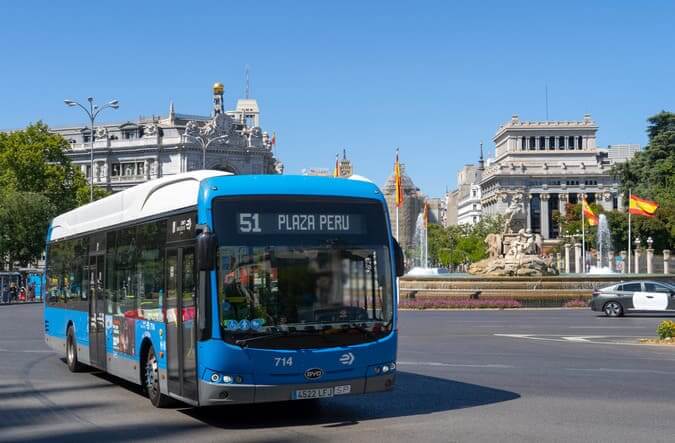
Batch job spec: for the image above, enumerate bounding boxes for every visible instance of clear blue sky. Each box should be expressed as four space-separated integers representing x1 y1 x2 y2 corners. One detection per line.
1 1 673 196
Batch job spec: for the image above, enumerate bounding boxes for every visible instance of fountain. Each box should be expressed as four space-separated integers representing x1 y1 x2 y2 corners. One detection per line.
406 213 442 276
468 194 558 276
588 214 615 274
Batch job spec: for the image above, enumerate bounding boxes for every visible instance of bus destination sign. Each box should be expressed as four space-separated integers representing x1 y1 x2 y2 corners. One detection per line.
237 212 364 235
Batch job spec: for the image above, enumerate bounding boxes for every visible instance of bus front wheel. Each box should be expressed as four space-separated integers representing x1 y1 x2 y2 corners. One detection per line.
66 326 83 372
144 346 172 408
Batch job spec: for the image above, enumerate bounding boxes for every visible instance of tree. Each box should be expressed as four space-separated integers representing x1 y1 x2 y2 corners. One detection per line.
427 215 504 268
0 122 100 266
611 111 675 251
0 191 55 267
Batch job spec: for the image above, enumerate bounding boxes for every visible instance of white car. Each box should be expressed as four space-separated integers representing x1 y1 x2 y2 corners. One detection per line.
590 280 675 317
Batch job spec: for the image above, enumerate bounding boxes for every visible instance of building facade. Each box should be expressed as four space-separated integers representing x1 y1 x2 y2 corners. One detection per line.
480 114 623 240
607 143 640 163
52 83 282 192
382 165 425 249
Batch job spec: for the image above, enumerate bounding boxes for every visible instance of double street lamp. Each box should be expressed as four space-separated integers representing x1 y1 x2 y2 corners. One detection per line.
182 134 229 170
64 97 119 202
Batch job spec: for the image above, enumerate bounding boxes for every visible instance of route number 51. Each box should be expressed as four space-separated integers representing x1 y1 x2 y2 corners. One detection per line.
239 213 262 233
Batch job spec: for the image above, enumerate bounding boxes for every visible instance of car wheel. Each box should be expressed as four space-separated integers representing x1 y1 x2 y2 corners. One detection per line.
66 326 83 372
604 301 623 317
145 346 172 408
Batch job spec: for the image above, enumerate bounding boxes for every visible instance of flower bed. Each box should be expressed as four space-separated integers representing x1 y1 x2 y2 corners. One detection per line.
400 297 521 310
563 299 589 308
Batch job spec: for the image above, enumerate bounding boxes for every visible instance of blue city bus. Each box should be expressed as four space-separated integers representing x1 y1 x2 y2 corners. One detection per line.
44 171 403 407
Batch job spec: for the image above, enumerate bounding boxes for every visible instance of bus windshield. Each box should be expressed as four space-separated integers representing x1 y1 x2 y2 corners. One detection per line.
212 197 394 349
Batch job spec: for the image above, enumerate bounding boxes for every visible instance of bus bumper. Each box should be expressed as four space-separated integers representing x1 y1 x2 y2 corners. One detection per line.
198 373 396 406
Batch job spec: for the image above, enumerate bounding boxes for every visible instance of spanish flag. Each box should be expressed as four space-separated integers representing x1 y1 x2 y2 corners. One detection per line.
423 201 429 226
333 154 339 177
629 194 659 217
582 198 599 226
394 149 404 208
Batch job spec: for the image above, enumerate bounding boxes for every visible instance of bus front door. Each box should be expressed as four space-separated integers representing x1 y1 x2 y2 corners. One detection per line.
88 254 106 370
166 247 198 402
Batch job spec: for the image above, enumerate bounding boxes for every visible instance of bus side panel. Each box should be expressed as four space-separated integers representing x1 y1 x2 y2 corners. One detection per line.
101 316 167 389
44 305 90 365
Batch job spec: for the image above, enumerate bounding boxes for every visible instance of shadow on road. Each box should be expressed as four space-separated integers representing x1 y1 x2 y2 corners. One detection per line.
181 371 520 429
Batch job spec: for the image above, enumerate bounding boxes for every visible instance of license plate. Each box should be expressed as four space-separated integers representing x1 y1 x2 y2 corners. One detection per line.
293 385 351 400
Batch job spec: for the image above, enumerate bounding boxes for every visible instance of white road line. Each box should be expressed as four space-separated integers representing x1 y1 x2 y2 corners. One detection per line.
0 348 54 353
565 367 675 375
397 361 515 369
493 333 654 346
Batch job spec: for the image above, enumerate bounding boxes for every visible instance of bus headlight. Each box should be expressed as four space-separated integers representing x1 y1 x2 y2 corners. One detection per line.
222 375 234 384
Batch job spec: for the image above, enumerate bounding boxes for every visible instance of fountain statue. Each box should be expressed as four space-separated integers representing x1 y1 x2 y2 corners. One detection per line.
469 197 558 276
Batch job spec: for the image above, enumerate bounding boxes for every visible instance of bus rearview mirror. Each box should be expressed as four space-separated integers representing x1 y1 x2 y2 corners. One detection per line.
393 238 405 277
197 231 217 271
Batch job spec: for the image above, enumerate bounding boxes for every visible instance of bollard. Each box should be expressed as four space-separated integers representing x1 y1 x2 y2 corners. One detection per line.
574 243 582 274
664 250 671 274
646 248 654 274
564 244 571 274
556 252 562 273
634 249 641 274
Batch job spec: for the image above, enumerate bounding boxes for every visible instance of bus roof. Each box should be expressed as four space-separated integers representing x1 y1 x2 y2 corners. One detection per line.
49 170 230 241
49 171 384 242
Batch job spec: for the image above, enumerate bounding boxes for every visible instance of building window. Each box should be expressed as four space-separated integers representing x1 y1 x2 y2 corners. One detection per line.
559 136 565 149
521 136 526 150
83 135 91 143
578 136 583 150
112 164 120 177
529 136 536 151
472 190 477 197
85 165 91 178
539 136 546 150
530 195 541 234
122 129 137 140
569 136 575 149
549 136 555 150
613 195 618 210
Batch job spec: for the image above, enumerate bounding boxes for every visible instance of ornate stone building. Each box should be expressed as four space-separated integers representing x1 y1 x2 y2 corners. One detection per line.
382 165 425 249
51 83 282 192
480 114 624 240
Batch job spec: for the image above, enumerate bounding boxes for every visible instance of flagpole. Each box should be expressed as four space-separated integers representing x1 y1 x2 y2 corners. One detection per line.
628 189 632 274
395 206 399 239
581 198 586 273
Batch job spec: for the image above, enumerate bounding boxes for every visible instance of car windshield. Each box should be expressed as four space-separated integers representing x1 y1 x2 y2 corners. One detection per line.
212 196 394 349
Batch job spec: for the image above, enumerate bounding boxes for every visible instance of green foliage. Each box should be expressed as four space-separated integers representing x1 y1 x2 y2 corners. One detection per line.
0 191 55 267
611 111 675 250
427 216 503 267
656 320 675 340
0 122 101 266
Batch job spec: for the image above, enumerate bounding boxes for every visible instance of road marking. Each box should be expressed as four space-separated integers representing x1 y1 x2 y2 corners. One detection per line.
565 367 675 375
398 361 515 369
0 348 54 353
493 334 652 346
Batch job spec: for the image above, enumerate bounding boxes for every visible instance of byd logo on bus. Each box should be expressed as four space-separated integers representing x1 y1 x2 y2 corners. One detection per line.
304 368 324 380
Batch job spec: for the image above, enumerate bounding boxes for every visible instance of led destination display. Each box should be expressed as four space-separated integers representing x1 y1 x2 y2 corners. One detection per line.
237 212 365 235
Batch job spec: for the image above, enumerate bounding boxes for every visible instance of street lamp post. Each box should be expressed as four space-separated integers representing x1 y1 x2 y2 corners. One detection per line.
182 134 229 170
64 97 119 202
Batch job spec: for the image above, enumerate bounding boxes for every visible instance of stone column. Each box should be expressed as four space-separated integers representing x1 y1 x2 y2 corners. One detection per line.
617 193 625 211
558 194 567 217
608 251 615 272
664 250 671 274
634 249 641 274
574 243 582 274
564 244 571 274
646 248 654 274
540 193 550 239
620 250 627 273
526 194 532 231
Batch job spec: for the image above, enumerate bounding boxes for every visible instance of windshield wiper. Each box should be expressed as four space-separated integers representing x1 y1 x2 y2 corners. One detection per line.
234 330 292 347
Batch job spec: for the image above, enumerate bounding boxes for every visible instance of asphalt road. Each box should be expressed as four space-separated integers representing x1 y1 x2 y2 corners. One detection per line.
2 304 674 443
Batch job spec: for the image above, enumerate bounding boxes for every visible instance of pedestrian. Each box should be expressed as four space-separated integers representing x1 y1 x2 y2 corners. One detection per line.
9 284 18 304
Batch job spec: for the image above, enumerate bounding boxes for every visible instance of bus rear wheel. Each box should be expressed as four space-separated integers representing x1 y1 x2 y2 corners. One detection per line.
144 346 172 408
66 326 83 372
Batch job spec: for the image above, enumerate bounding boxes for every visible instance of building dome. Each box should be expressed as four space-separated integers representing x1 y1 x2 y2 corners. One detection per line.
213 82 224 95
382 164 419 195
